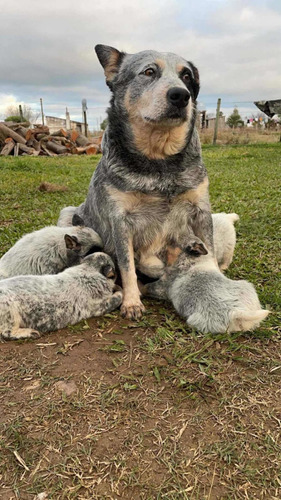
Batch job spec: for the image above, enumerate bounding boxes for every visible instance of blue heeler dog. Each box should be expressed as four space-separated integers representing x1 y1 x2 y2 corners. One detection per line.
73 45 214 320
0 253 122 340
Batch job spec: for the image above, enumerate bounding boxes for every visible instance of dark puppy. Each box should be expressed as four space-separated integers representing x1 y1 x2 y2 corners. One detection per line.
76 45 214 319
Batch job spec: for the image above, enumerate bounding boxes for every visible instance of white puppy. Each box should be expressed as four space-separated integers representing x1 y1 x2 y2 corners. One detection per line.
212 213 239 270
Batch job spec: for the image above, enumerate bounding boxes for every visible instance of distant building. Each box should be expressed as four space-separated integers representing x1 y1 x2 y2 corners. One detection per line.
196 110 226 130
206 115 226 130
45 115 84 135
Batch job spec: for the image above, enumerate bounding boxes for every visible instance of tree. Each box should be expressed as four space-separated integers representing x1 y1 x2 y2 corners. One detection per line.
226 108 244 128
100 118 108 131
4 104 34 123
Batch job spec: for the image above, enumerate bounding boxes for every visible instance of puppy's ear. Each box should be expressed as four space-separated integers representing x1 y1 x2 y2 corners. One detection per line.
95 44 125 86
72 214 84 227
188 62 200 100
64 234 82 252
101 264 116 279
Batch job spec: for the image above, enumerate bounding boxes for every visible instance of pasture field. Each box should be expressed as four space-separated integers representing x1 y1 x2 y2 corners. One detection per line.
0 143 280 500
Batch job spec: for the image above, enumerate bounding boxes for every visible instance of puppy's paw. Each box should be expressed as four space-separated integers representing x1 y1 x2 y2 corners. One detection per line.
185 240 208 256
2 328 41 341
121 301 145 320
113 290 123 306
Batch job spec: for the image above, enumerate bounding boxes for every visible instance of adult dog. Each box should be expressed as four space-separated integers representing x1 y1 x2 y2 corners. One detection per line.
75 45 214 320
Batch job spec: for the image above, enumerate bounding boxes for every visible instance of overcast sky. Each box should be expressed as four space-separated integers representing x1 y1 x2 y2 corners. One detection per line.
0 0 280 128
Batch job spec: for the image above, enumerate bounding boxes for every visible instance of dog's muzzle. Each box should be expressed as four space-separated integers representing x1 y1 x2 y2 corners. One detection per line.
167 87 190 108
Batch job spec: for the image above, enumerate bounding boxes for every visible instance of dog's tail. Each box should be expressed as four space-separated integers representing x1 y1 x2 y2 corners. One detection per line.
226 213 239 224
228 308 269 333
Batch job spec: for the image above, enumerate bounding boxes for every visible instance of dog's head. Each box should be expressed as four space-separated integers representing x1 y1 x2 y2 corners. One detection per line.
95 44 199 127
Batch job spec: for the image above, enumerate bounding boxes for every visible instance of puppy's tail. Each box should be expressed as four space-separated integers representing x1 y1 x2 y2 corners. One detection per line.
226 213 239 224
228 309 270 333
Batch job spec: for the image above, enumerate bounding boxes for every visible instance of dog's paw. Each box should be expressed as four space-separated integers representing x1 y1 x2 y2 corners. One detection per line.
121 301 145 320
185 240 208 256
2 328 41 341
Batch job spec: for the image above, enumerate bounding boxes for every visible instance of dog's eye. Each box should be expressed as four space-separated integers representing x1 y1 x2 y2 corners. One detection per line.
182 73 190 83
144 68 155 76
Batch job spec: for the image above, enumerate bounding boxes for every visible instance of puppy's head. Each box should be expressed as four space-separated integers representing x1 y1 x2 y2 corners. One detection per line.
67 225 103 257
82 252 116 280
95 44 199 129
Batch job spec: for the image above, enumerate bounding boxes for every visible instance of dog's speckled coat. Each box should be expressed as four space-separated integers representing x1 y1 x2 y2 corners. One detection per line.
0 253 122 340
74 45 215 320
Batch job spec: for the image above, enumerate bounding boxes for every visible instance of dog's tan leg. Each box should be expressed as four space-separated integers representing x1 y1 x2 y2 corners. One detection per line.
119 238 145 320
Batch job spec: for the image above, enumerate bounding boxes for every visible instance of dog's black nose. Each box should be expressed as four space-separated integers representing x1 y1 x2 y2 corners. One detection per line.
167 87 190 108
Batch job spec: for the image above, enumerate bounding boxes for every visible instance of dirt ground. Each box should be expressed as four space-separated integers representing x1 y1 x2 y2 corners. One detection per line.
1 300 281 500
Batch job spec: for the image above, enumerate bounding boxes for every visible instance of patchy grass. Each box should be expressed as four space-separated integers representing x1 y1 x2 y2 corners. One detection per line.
0 144 281 499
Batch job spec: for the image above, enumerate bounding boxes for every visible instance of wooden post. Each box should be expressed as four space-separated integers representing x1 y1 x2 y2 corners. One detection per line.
82 99 88 137
19 105 24 121
66 107 71 130
40 98 45 126
213 98 221 145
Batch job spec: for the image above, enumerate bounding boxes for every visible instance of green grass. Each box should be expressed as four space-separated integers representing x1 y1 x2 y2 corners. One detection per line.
0 144 281 499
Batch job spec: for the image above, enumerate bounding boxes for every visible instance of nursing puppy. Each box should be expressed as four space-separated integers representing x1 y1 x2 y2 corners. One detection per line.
0 253 122 340
212 213 239 271
140 254 269 334
75 45 214 319
0 215 102 279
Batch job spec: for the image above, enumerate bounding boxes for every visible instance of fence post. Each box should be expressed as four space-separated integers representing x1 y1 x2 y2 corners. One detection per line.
213 98 221 145
82 99 88 137
19 105 24 121
40 98 45 126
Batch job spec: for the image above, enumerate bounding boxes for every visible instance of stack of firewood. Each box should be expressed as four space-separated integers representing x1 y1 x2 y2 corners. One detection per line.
0 121 103 157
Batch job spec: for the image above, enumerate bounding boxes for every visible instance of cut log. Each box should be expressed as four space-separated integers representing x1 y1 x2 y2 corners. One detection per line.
27 138 41 151
40 145 54 156
18 143 36 155
46 141 68 154
49 136 69 145
36 134 50 141
0 122 27 145
13 126 29 139
75 133 91 147
86 145 99 155
3 121 30 129
0 140 15 156
70 130 79 143
51 128 67 138
14 143 20 157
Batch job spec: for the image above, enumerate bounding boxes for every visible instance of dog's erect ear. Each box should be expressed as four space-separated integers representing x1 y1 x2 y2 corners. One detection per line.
101 264 116 279
72 214 84 227
188 62 200 100
95 44 125 86
64 234 82 252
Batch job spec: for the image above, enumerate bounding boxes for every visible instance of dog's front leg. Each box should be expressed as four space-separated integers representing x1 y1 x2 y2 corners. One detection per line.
111 219 145 320
191 206 214 255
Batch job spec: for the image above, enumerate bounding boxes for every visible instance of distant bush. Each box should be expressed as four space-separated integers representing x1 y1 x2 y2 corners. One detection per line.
5 115 28 123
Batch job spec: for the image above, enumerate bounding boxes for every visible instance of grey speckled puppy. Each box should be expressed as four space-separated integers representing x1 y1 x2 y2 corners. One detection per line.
0 253 122 340
140 254 269 334
0 216 102 280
